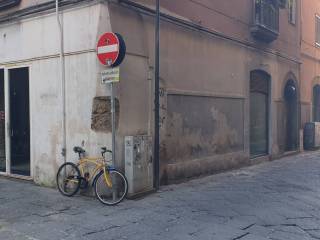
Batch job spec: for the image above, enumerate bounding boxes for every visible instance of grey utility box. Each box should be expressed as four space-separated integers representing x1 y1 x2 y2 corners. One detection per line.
125 135 153 198
303 122 320 150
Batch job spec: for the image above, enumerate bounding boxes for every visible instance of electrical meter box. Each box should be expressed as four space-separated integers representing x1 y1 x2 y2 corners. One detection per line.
125 135 153 198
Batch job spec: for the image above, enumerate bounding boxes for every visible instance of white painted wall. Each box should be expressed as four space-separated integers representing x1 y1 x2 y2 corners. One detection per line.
0 2 113 186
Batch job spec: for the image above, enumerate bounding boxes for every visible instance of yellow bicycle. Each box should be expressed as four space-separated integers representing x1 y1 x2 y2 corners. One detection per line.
56 146 128 205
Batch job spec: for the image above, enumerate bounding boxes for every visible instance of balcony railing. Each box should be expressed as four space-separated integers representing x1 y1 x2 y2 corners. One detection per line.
0 0 21 10
251 0 279 42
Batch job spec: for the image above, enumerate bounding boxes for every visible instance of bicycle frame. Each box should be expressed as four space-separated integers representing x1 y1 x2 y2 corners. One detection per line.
77 157 113 188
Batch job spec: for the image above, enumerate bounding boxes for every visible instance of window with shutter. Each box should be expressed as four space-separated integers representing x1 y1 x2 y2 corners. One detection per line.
288 0 296 24
316 15 320 47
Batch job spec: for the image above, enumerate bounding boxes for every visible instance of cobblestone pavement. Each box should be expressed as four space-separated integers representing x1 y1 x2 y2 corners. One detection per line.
1 152 320 240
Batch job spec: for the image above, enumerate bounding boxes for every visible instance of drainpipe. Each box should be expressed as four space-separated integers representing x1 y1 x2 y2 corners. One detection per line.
154 0 160 190
56 0 67 162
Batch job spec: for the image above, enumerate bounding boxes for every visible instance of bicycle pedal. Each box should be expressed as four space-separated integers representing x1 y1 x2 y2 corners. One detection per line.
79 177 88 189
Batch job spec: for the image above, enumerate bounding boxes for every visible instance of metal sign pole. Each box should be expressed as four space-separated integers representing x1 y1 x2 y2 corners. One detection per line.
110 81 116 167
110 81 117 201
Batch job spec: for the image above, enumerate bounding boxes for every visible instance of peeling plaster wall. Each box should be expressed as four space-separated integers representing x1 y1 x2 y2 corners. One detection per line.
91 96 120 133
162 95 245 183
165 95 244 161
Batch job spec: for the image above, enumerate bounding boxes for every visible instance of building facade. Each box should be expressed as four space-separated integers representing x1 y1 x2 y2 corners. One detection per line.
0 0 301 186
301 0 320 126
154 0 301 183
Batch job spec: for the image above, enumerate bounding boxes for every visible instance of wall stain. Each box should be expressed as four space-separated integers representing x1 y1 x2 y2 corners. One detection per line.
164 106 240 163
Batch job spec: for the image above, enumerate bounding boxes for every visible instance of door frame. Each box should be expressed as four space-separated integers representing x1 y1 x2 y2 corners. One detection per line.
284 79 298 152
249 70 272 158
0 65 33 179
0 67 6 174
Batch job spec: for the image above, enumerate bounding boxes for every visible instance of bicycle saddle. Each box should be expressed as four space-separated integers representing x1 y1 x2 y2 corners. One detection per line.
101 147 112 154
73 146 85 154
101 147 107 152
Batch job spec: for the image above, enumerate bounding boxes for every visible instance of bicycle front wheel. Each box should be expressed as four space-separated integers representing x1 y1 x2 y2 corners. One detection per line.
94 169 128 205
56 162 81 197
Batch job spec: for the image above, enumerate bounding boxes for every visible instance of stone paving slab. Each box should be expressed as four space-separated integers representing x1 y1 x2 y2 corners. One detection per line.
1 151 320 239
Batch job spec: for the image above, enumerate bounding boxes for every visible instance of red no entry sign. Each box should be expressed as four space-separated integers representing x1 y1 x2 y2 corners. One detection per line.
96 32 126 67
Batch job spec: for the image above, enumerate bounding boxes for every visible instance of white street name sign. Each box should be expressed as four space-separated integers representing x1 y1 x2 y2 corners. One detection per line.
101 67 120 84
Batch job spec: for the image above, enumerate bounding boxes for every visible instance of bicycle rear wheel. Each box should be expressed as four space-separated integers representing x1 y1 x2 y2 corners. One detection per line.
94 169 128 205
56 162 81 197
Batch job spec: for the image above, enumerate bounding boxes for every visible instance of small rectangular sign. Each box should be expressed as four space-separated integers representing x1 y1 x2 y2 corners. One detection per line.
101 67 120 84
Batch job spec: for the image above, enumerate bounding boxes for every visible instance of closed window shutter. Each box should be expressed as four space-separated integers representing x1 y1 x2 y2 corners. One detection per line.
316 16 320 46
289 0 296 24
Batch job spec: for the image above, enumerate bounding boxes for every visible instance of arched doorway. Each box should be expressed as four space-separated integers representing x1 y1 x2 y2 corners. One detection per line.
313 85 320 122
250 70 270 157
284 80 298 151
